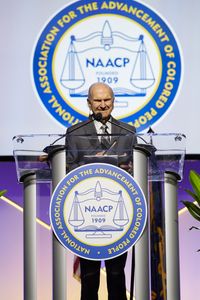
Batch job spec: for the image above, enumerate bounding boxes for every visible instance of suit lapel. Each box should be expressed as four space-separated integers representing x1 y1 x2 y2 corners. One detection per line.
84 121 97 135
83 121 100 148
111 118 122 135
110 117 122 145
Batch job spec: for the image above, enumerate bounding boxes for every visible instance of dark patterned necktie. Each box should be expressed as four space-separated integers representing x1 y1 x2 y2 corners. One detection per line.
100 125 110 149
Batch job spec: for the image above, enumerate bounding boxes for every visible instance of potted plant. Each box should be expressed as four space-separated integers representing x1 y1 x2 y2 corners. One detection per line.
0 190 7 197
182 170 200 223
182 170 200 252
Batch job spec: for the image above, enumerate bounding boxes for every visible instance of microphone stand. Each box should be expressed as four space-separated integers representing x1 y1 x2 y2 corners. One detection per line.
107 118 153 146
43 113 103 154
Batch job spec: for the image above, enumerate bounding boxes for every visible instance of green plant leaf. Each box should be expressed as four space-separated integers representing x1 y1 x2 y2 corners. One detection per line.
0 189 7 197
184 201 200 215
184 189 200 207
182 201 200 222
189 170 200 199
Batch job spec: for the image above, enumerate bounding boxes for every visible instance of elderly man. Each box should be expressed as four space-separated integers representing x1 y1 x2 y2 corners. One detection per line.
65 82 136 300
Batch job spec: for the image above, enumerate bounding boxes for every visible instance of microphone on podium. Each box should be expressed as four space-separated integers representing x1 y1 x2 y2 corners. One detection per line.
67 112 102 134
97 113 153 146
42 113 102 157
94 112 136 135
47 113 102 148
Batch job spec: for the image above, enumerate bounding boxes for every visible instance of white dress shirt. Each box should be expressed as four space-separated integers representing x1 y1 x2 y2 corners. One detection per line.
93 119 111 141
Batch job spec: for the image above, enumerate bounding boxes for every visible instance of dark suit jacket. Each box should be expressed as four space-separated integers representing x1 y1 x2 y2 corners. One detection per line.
65 117 136 169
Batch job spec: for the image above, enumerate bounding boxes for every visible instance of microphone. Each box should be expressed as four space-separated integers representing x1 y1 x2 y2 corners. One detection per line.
96 113 154 147
46 113 102 148
93 112 102 122
66 113 101 135
95 112 135 134
95 112 138 137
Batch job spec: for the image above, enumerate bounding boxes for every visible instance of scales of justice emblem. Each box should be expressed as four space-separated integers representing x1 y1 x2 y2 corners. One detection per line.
59 20 155 108
68 181 130 239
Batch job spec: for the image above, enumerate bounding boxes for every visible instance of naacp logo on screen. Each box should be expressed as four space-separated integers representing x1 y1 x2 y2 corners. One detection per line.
50 163 147 260
33 0 182 132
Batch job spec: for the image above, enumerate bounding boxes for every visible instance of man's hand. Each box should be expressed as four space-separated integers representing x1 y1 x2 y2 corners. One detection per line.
119 161 133 174
38 154 48 162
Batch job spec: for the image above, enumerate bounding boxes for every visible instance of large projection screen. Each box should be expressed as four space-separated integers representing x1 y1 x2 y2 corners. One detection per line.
0 0 199 155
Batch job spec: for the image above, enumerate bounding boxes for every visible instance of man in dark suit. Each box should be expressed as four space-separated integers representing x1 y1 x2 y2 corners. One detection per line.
65 82 136 300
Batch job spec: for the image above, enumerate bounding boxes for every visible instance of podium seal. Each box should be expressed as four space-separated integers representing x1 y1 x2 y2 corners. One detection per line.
50 163 147 260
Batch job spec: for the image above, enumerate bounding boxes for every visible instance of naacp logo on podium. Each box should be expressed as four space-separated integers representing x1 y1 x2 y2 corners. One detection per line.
69 180 130 239
50 163 147 260
33 0 182 131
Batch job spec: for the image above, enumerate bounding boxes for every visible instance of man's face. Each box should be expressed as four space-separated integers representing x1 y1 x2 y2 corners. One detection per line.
88 84 114 122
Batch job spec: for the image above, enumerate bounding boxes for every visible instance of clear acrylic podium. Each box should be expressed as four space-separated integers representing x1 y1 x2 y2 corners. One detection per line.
13 132 186 300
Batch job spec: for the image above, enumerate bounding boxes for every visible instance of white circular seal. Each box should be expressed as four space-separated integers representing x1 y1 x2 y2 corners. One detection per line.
50 163 147 260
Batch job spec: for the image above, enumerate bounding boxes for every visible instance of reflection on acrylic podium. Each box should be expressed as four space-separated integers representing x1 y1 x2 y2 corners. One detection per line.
13 132 186 300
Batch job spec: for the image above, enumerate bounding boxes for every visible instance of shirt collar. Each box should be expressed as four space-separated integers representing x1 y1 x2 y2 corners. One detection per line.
93 117 112 134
